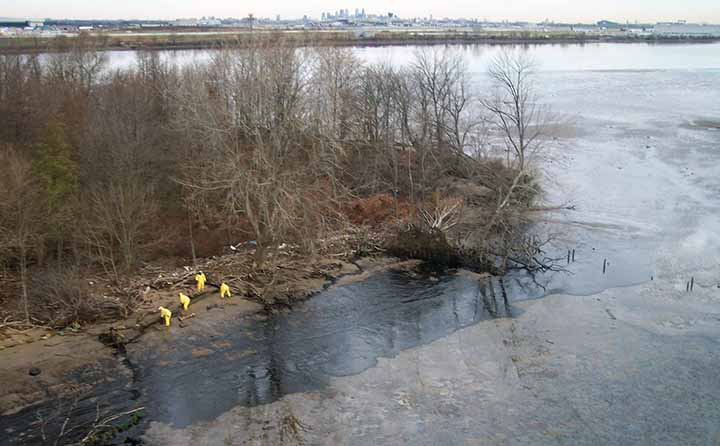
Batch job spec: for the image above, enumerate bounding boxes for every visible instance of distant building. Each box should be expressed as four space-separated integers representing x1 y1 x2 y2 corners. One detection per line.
175 18 199 27
596 20 621 29
199 18 222 26
654 23 720 37
173 17 220 27
0 18 44 29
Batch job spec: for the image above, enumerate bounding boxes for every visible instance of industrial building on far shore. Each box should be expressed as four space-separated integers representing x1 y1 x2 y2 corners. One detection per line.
654 22 720 37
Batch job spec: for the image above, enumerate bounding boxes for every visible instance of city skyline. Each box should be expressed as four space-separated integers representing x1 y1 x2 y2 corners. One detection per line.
3 0 720 24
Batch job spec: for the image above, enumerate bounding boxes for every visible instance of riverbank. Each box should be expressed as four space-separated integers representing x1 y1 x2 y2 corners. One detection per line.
0 243 422 420
1 29 718 54
1 248 434 446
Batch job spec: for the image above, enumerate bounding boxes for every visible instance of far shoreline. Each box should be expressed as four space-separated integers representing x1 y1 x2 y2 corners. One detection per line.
1 29 718 54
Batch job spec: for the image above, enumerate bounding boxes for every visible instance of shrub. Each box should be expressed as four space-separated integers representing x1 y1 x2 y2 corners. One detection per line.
29 266 133 328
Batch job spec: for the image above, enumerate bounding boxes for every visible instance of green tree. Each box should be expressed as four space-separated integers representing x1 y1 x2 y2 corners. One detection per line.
32 121 78 260
33 121 78 209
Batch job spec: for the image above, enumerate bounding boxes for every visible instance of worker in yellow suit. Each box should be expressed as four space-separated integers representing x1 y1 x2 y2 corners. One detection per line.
179 292 191 311
195 272 207 292
220 282 231 299
159 306 172 327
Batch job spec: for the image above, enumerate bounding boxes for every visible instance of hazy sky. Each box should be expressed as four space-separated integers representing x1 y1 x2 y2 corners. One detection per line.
3 0 719 23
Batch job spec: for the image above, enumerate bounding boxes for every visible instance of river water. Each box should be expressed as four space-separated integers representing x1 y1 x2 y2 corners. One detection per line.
3 42 720 445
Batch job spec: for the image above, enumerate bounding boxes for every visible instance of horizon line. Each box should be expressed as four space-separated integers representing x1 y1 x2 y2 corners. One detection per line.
2 15 717 25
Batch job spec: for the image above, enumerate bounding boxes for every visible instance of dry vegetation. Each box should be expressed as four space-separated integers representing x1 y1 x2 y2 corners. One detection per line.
0 35 553 329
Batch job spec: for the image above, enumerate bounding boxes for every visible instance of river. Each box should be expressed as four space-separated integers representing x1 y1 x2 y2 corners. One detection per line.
2 42 720 445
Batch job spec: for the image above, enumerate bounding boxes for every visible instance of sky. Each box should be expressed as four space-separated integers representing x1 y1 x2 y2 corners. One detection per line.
2 0 719 23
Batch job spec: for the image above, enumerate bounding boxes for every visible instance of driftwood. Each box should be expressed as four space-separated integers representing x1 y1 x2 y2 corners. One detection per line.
111 282 222 345
146 271 195 290
119 271 263 342
101 254 352 347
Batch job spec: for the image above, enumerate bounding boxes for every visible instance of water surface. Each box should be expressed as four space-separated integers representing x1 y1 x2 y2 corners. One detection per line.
137 270 511 427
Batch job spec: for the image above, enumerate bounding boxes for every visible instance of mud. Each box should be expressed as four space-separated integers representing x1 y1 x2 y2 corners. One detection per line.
142 277 720 446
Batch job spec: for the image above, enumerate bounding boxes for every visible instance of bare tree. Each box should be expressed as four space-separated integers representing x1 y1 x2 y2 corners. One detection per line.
442 51 558 274
173 41 346 266
308 47 360 139
80 179 160 280
410 48 474 151
45 34 108 93
0 54 44 145
483 50 545 171
0 146 46 322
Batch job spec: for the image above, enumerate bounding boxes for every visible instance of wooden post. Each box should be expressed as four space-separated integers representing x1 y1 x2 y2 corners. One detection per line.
572 249 575 262
602 259 607 274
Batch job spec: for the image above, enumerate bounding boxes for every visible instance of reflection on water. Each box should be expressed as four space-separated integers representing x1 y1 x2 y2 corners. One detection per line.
137 270 513 427
39 41 720 73
355 41 720 72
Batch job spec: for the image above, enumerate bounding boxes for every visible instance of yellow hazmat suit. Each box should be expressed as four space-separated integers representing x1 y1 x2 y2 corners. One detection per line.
159 306 172 327
220 283 231 299
179 293 191 311
195 272 207 292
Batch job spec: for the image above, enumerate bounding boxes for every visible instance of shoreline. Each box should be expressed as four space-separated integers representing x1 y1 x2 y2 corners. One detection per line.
1 30 718 54
0 253 416 419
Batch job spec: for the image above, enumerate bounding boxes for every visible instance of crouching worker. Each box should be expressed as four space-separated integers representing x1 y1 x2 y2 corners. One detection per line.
179 292 191 311
159 306 172 327
220 282 232 299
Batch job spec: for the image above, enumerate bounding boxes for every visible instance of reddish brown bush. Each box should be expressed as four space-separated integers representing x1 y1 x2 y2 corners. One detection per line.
344 193 410 227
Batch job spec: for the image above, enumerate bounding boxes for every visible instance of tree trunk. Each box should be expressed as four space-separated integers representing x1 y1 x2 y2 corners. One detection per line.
20 246 29 323
254 243 267 268
188 214 197 268
56 238 64 266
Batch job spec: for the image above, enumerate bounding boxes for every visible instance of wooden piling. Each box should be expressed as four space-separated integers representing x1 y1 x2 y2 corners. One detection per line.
602 259 607 274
